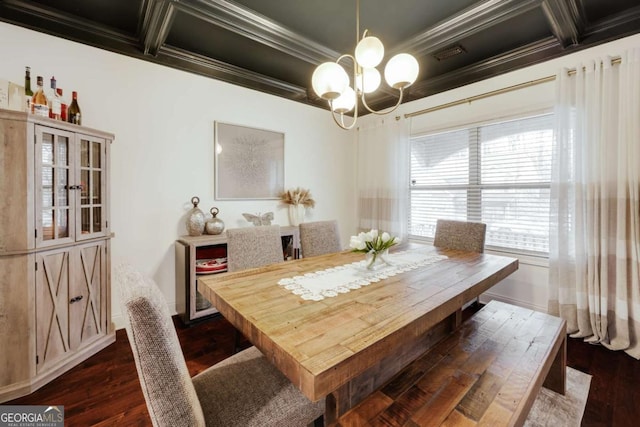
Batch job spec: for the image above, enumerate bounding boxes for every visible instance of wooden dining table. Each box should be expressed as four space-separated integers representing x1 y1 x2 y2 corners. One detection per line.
199 244 518 423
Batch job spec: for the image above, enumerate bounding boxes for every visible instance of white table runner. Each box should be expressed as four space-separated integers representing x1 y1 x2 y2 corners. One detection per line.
278 248 447 301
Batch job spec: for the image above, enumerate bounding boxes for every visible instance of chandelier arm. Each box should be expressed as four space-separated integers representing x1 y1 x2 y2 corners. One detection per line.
327 51 359 130
361 88 404 115
329 91 359 130
331 110 357 130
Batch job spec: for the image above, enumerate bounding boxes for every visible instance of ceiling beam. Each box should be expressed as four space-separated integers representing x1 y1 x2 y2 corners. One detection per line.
0 0 138 47
582 4 640 39
541 0 584 47
173 0 339 65
410 37 561 99
390 0 542 56
156 43 310 102
140 0 178 56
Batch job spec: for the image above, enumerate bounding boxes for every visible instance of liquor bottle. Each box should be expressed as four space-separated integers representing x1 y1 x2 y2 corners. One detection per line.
31 76 49 117
24 66 33 113
67 91 81 125
48 76 62 120
57 88 68 122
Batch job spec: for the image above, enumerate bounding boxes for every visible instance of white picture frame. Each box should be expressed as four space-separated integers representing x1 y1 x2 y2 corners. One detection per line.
214 122 285 200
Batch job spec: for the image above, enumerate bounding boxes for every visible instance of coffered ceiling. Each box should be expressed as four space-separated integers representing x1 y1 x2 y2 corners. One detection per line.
1 0 639 112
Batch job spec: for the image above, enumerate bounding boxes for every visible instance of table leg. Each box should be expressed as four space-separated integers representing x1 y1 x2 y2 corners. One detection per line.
325 383 349 425
543 332 567 395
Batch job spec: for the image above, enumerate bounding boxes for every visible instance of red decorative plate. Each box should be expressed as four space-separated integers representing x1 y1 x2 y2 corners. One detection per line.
196 258 228 274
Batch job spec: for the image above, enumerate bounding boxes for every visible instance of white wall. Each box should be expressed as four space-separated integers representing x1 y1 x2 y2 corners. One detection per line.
0 22 357 328
362 32 640 313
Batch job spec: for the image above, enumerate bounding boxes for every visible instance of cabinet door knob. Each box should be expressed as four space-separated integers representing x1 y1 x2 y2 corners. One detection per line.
70 295 84 303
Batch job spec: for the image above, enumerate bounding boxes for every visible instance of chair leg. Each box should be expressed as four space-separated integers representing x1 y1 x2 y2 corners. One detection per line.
309 415 324 427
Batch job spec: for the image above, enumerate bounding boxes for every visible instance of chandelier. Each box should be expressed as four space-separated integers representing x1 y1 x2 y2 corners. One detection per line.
311 0 419 130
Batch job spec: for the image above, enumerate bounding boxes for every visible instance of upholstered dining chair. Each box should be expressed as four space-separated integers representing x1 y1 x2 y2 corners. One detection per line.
226 225 284 272
433 219 487 253
225 225 285 352
434 219 487 307
117 265 324 427
299 220 342 258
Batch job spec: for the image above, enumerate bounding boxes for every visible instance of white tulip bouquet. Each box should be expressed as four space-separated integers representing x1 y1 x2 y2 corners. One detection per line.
349 229 400 269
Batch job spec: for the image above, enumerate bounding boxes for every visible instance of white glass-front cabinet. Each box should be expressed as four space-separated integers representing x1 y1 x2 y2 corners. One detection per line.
35 126 108 247
0 109 115 403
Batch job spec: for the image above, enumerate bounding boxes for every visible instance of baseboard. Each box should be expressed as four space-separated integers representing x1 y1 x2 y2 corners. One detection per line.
479 292 548 313
112 312 125 330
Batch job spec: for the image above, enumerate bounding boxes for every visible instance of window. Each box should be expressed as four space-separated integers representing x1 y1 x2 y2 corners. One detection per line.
410 113 553 255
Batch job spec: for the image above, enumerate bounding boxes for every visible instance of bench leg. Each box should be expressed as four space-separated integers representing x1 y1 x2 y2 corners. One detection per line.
453 308 462 329
543 333 566 395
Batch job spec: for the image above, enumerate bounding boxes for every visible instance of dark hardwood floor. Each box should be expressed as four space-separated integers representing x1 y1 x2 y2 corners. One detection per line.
7 312 640 426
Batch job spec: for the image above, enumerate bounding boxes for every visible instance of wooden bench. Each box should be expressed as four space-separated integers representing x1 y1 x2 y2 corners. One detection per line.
332 300 567 426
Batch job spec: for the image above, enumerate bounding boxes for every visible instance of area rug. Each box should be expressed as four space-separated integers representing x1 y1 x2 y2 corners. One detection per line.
524 367 591 426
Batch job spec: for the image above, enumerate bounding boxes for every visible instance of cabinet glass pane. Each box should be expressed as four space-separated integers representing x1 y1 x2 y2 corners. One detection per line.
92 141 101 167
42 166 53 212
42 166 52 187
57 209 69 238
81 169 89 204
92 171 101 204
42 135 53 164
93 207 102 232
42 187 53 208
43 209 53 240
81 207 90 234
57 137 68 165
56 169 69 206
81 139 89 167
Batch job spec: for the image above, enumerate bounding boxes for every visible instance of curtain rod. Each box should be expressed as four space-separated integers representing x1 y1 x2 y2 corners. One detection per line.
404 55 622 119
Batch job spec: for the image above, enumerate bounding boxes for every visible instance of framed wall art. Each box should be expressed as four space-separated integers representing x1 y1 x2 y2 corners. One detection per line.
214 122 285 200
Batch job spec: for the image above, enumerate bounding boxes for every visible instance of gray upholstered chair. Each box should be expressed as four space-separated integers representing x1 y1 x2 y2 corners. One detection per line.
433 219 487 253
226 225 284 272
117 265 324 427
299 220 342 258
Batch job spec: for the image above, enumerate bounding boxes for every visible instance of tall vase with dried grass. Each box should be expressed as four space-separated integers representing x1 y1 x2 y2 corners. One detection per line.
279 187 315 226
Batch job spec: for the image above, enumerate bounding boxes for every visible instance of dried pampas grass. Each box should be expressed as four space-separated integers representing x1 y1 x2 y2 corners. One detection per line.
279 187 315 208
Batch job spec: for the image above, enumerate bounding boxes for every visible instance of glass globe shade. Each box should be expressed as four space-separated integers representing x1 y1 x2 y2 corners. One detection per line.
331 86 356 113
355 36 384 68
384 53 419 89
312 62 349 100
356 67 381 94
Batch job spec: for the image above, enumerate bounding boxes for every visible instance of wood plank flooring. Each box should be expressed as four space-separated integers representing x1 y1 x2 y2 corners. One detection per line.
7 311 640 426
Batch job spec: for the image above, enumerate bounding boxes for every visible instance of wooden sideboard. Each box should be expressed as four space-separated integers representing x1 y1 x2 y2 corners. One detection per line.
175 226 299 324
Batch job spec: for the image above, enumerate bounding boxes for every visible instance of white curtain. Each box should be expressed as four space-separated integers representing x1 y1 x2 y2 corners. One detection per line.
356 116 410 241
549 48 640 359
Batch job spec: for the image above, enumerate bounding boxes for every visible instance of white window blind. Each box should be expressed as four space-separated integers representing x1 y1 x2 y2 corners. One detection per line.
410 113 553 255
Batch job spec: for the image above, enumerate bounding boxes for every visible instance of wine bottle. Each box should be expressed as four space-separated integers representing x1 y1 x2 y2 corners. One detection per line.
57 88 68 122
48 76 62 120
31 76 49 117
67 91 81 125
24 66 33 113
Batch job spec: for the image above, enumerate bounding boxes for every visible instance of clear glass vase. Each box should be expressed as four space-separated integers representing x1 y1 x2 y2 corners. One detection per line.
365 248 390 270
